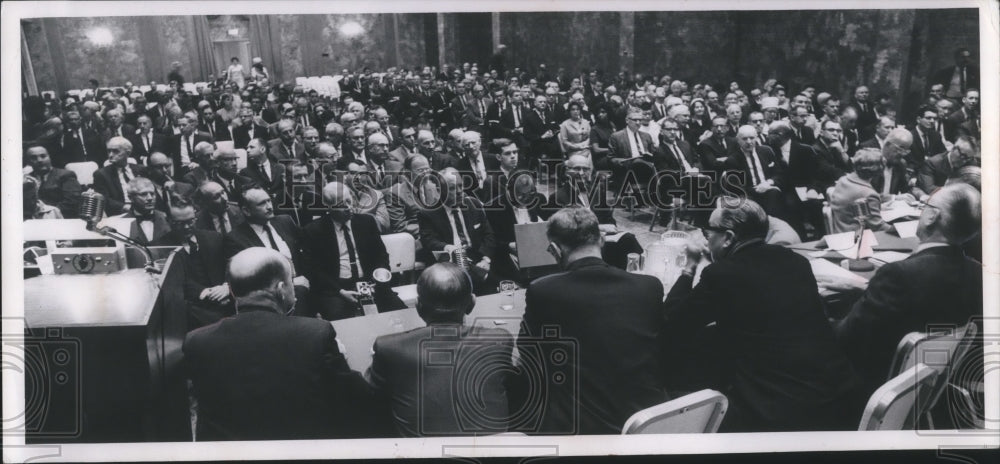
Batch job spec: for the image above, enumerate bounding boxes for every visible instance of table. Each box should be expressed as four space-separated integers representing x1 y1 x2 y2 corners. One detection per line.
332 289 527 372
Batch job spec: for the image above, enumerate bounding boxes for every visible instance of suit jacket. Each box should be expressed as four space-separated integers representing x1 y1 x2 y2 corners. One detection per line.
497 105 531 149
183 169 256 201
811 139 852 175
931 64 980 96
484 192 549 248
517 257 666 434
697 136 737 169
183 306 373 440
116 209 172 245
665 241 863 432
417 196 496 263
608 128 655 160
829 173 890 233
652 139 702 172
772 141 841 192
195 204 246 234
908 126 946 168
917 152 955 194
301 213 391 298
790 125 816 145
388 145 418 164
463 97 492 133
223 215 306 274
870 162 912 198
835 245 982 396
36 168 82 218
267 137 305 161
232 123 269 150
128 131 168 162
92 164 147 215
548 178 616 225
58 128 106 166
153 229 231 328
957 117 981 140
239 161 286 200
166 132 214 174
725 145 786 192
521 108 560 156
370 324 513 437
100 123 136 144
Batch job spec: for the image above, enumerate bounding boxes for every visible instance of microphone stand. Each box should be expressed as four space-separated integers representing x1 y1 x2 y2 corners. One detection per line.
86 220 162 274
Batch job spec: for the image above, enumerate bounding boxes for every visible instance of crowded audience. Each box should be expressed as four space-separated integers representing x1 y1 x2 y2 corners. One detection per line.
21 46 984 439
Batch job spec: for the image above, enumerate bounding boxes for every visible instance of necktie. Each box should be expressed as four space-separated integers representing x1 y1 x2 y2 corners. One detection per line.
186 136 193 157
78 130 88 157
922 131 929 150
217 213 231 233
341 223 360 280
461 95 467 108
186 239 198 254
263 223 280 250
377 164 385 183
514 107 521 127
451 209 469 247
260 163 271 183
671 143 685 169
633 131 643 156
122 168 133 182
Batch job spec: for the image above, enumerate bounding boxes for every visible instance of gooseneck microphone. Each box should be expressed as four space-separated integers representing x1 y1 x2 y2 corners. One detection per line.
78 190 161 274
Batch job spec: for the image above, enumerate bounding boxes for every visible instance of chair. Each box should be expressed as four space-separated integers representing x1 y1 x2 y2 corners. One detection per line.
821 203 834 235
887 322 978 428
621 389 728 434
64 161 99 187
859 363 938 430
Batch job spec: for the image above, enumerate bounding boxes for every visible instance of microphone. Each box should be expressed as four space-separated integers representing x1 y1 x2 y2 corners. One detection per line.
80 190 106 231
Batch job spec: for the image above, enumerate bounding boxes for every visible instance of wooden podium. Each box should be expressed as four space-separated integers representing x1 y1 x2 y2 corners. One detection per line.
22 219 191 443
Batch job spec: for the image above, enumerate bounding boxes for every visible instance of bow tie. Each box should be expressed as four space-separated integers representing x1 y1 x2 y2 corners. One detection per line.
135 212 155 222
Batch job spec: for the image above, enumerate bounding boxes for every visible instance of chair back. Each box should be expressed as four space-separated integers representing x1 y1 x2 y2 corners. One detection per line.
888 323 978 417
382 233 416 274
859 363 938 430
64 161 99 186
622 389 728 434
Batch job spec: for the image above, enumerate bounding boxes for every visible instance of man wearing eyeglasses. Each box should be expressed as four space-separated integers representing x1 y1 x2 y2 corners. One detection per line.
154 203 231 329
918 135 980 194
664 198 863 432
811 120 851 175
301 182 406 321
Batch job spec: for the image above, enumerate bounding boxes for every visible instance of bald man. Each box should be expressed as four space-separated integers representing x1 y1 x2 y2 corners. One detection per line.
183 247 374 440
302 182 406 320
93 136 146 214
728 125 788 220
267 119 305 160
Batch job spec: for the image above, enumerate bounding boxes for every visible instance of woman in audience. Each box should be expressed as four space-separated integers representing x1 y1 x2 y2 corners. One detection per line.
226 57 246 90
216 93 239 123
689 98 712 140
250 57 269 84
588 103 616 172
828 148 892 234
559 101 591 158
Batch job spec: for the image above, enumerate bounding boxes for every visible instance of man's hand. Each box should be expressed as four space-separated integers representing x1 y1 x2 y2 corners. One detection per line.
293 275 310 289
200 283 230 303
698 130 713 142
443 244 459 253
683 234 709 272
186 161 200 171
598 224 618 234
610 158 625 166
816 274 868 293
754 181 778 194
339 289 361 305
508 242 517 253
829 140 845 153
893 193 916 204
476 259 491 272
542 130 554 138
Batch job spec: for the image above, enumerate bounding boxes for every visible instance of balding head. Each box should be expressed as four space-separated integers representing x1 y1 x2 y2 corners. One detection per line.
227 248 296 313
416 263 475 324
919 183 981 245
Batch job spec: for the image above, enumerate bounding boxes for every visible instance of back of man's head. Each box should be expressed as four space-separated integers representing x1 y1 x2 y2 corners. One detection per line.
547 206 601 251
416 263 475 324
227 247 293 307
924 183 981 245
715 197 769 242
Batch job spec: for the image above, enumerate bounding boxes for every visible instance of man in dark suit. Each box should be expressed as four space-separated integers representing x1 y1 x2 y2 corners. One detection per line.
787 105 817 145
193 181 245 234
183 144 256 201
183 247 374 440
910 106 947 170
918 136 980 194
154 203 232 329
223 188 307 277
418 168 498 295
232 108 268 150
931 47 979 99
832 183 982 397
267 119 305 161
24 144 82 218
128 115 168 164
365 133 404 190
145 152 195 213
947 88 979 127
483 172 549 280
463 84 491 135
547 154 643 269
115 177 172 245
100 108 136 144
197 105 227 141
60 110 105 166
849 85 878 132
870 128 927 200
812 120 852 176
496 89 531 154
239 138 285 200
665 199 863 432
522 94 561 162
512 207 667 435
608 108 657 190
369 263 513 437
449 81 471 130
766 122 842 235
166 113 214 176
728 125 788 221
301 182 406 321
93 137 146 215
697 116 737 170
451 131 498 200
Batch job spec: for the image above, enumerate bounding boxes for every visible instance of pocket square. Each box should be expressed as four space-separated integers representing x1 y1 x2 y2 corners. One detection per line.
474 223 482 229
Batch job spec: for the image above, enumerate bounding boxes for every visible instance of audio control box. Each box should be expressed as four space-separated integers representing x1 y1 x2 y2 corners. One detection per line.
51 247 126 275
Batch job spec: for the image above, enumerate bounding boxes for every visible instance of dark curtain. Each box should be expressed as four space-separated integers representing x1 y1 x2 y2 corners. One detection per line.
137 17 166 84
299 15 328 78
249 15 284 83
186 16 216 82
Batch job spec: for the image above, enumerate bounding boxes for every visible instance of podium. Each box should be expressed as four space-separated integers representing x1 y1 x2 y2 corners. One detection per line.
22 219 190 443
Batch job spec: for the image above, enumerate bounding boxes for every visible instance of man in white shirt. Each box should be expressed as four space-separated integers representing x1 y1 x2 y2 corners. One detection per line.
116 176 171 245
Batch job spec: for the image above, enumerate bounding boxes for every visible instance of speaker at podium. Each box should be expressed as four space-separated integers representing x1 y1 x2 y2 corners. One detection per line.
21 218 191 442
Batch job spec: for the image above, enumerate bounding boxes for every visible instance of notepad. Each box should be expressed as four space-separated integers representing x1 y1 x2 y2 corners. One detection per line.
893 220 919 238
881 202 922 223
810 258 869 287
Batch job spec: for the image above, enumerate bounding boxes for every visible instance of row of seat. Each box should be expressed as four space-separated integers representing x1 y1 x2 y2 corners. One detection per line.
293 75 342 98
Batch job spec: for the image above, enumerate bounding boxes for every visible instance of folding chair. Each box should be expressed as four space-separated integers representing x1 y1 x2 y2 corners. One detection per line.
859 363 938 430
887 322 978 428
64 161 99 187
622 389 728 434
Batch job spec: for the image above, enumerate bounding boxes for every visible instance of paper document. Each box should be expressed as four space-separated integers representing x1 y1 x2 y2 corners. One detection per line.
821 230 878 259
871 251 909 265
795 187 825 202
810 258 869 287
881 201 922 222
893 220 919 238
